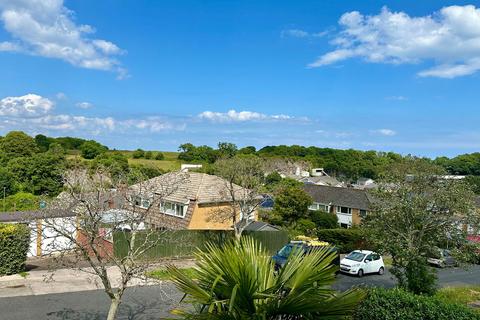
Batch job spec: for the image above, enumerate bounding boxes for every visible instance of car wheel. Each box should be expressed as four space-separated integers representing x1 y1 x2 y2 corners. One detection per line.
378 267 385 275
357 269 364 277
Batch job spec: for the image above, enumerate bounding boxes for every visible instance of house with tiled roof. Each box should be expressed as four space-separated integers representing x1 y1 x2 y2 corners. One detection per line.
303 184 371 228
129 171 257 230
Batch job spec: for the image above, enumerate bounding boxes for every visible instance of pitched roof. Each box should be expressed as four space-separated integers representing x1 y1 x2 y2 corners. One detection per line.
131 171 247 204
301 175 344 186
303 184 371 210
244 221 281 231
0 209 75 223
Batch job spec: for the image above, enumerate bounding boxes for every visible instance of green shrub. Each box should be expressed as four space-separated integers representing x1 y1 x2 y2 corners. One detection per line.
132 149 145 159
317 228 365 253
154 152 164 160
354 288 480 320
310 210 338 229
0 223 30 275
144 151 152 159
295 218 316 236
2 192 39 212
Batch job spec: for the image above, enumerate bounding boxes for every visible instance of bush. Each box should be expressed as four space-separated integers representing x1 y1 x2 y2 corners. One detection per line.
3 192 39 212
295 218 317 236
310 210 338 229
317 228 365 253
144 151 152 159
80 140 107 159
354 288 480 320
154 152 164 160
132 149 145 159
0 223 30 275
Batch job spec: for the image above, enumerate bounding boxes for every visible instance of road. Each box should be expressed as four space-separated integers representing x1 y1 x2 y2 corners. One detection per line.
1 265 480 320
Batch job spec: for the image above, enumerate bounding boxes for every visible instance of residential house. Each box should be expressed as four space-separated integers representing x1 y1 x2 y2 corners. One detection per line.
303 184 371 228
129 171 258 230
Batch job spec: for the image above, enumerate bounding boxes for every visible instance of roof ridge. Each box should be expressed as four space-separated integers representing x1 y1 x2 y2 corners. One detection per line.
194 172 206 201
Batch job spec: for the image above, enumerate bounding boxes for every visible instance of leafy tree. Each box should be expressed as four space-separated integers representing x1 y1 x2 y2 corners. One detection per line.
48 142 66 155
168 237 364 319
128 164 163 184
311 211 339 229
132 149 145 159
364 160 477 295
34 134 53 152
55 136 87 150
80 140 107 159
0 131 38 160
295 218 317 236
272 184 312 224
465 175 480 194
238 146 256 155
91 153 130 183
144 151 152 159
217 141 237 158
0 168 16 197
154 152 165 160
265 171 282 186
2 192 38 212
178 143 218 163
28 151 65 195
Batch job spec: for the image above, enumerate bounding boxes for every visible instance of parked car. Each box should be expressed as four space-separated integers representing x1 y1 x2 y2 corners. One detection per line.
340 250 385 277
272 236 339 270
427 248 457 268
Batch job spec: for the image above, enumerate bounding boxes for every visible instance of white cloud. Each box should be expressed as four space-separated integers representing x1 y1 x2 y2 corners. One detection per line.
0 94 54 117
55 92 67 100
310 5 480 78
372 129 397 136
198 109 293 122
282 28 328 38
0 0 127 78
76 102 93 109
0 93 181 135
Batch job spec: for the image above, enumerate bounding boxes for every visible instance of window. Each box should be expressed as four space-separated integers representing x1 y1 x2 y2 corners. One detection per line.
340 223 350 229
133 196 151 209
359 209 367 218
160 201 186 218
372 254 380 261
309 202 330 212
337 206 352 214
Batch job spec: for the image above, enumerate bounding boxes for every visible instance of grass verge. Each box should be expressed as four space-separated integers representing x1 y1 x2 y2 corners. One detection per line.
147 267 197 280
436 286 480 308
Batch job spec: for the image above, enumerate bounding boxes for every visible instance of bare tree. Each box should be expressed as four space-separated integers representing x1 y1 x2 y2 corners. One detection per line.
214 156 264 240
39 165 187 320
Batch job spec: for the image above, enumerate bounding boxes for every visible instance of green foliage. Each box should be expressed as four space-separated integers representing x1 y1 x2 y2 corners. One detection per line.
364 162 477 295
34 134 54 152
168 237 365 319
148 267 197 280
272 184 312 224
317 228 365 253
0 223 30 275
55 136 88 150
128 164 163 184
144 151 153 159
0 167 17 197
265 171 282 186
436 286 480 307
178 143 219 163
80 140 107 159
465 175 480 194
132 149 145 159
354 288 480 320
0 131 38 160
295 218 317 237
1 192 39 212
217 141 237 158
310 210 339 229
154 152 165 160
435 152 480 175
91 152 129 182
238 146 256 154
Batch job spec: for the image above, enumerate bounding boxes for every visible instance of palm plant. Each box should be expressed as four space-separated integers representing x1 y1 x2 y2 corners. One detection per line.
167 237 365 319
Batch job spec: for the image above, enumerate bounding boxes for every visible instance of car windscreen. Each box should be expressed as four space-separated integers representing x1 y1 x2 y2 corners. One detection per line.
277 244 303 258
345 252 366 262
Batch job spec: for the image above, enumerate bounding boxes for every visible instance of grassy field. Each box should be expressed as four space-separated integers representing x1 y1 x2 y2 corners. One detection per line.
148 267 197 280
66 150 182 171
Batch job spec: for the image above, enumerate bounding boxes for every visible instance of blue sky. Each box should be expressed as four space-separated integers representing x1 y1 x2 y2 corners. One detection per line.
0 0 479 157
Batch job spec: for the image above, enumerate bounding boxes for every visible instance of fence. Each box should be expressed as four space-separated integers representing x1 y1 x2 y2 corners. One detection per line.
113 230 289 259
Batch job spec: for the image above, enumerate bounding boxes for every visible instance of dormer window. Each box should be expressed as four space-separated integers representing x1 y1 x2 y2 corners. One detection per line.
160 201 187 218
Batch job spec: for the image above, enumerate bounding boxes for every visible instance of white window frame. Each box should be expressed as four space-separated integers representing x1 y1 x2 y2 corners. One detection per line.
308 202 330 212
160 201 187 218
336 206 352 215
132 196 151 209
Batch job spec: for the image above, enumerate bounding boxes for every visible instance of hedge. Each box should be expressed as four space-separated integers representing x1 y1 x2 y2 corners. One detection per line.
354 288 480 320
316 228 366 253
0 223 30 275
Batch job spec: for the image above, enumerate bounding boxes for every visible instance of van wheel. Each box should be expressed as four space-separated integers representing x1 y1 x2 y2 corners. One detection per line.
378 267 384 275
357 269 364 277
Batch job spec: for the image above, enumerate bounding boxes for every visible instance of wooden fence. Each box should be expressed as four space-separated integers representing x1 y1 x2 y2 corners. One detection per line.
113 230 289 259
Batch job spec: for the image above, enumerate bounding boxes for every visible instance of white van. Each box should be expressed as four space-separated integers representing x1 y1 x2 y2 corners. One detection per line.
340 250 385 277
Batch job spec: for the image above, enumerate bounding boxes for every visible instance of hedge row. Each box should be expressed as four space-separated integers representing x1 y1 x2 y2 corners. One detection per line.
316 228 366 253
0 223 30 275
354 288 480 320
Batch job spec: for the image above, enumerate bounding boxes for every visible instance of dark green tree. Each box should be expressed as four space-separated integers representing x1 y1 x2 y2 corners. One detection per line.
311 211 339 229
0 168 16 197
34 134 53 152
144 151 152 159
80 140 107 159
154 152 165 160
273 184 312 224
217 141 237 158
0 131 38 160
132 149 145 159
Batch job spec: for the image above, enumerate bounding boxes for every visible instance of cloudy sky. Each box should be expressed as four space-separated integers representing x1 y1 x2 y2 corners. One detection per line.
1 0 480 157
